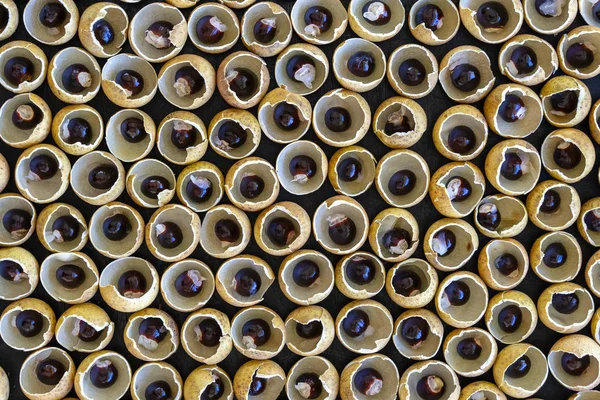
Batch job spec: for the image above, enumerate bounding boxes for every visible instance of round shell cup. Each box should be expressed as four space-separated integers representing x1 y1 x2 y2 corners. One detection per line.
48 47 101 104
537 282 594 334
181 308 233 364
523 0 577 35
234 360 285 400
0 194 36 246
393 309 444 360
200 204 251 258
483 84 543 138
208 109 261 159
215 254 274 307
548 335 600 391
493 343 548 398
429 161 485 218
278 250 335 305
0 246 38 301
409 0 460 45
274 43 329 96
443 328 498 377
145 204 201 262
485 139 541 196
20 347 75 400
188 3 240 54
286 356 339 400
531 231 581 283
130 362 183 400
176 161 225 212
224 157 279 212
0 297 55 351
276 141 328 195
439 45 495 103
540 76 592 128
424 218 479 271
51 105 104 156
369 207 420 262
24 0 79 45
373 96 427 149
386 258 438 309
184 365 233 400
254 202 311 256
474 195 528 238
74 351 132 400
399 360 460 400
55 303 114 353
70 151 125 205
0 93 51 149
101 53 158 108
290 0 348 45
340 354 399 400
0 0 18 42
106 109 156 163
459 0 523 43
160 259 215 312
435 271 489 328
335 299 393 354
332 38 386 92
526 180 580 231
156 111 209 165
124 308 180 362
335 252 385 299
258 88 312 143
541 129 595 183
0 41 47 93
78 2 129 58
328 146 377 197
36 203 88 253
433 105 488 161
485 290 538 344
89 202 145 258
230 306 286 360
126 159 176 208
478 238 529 291
498 34 558 86
558 26 600 79
157 54 216 110
241 2 293 57
216 51 270 109
387 44 438 99
285 305 336 356
40 252 98 304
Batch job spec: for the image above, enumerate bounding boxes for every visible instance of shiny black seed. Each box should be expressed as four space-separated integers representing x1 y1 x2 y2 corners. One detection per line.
141 176 170 199
498 304 522 333
186 176 212 203
218 121 247 149
267 217 297 246
446 176 472 202
510 46 537 74
388 170 416 195
401 316 429 347
273 102 301 131
2 209 32 239
171 123 197 150
495 253 519 276
476 2 508 29
293 260 320 287
88 165 118 190
242 318 271 347
39 3 67 28
550 90 578 115
362 1 392 25
500 152 525 181
90 360 118 388
115 70 144 96
444 281 470 306
399 58 426 86
347 51 376 78
93 19 114 45
249 375 267 396
174 66 204 97
77 320 102 342
415 4 444 31
15 310 43 337
384 112 413 134
139 317 167 344
433 229 456 257
562 353 591 376
63 118 92 144
56 264 85 289
120 117 147 143
228 68 257 98
200 377 224 400
327 216 357 246
382 228 411 254
353 368 383 396
286 55 316 84
457 338 482 360
552 292 579 314
499 94 526 122
156 222 183 249
146 21 174 49
102 214 131 241
416 375 445 400
36 359 65 386
342 309 370 337
544 242 567 268
477 203 501 230
540 189 561 213
12 103 42 130
239 174 265 199
196 15 225 44
117 270 146 297
447 125 476 154
346 256 375 285
392 270 422 297
450 64 481 92
145 380 171 400
506 355 531 378
214 219 240 244
324 107 351 132
196 318 222 347
289 155 317 182
295 373 322 399
29 155 58 180
233 268 261 297
566 43 595 69
52 216 79 242
585 210 600 232
337 157 362 182
296 320 323 339
4 57 34 86
304 6 332 33
175 269 204 297
0 260 24 282
253 18 277 43
62 64 91 94
594 1 600 21
553 142 582 170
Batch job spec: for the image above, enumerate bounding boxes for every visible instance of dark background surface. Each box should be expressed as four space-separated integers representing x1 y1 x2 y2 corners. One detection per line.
1 0 600 399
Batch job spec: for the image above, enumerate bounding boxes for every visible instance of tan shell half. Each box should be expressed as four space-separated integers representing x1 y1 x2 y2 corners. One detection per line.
498 34 558 86
590 99 600 145
276 141 328 195
290 0 348 45
146 204 201 262
444 327 497 377
0 194 36 246
36 203 88 253
157 54 216 110
176 161 224 212
287 357 339 400
0 246 38 301
160 259 215 312
333 38 386 92
409 0 460 45
435 271 488 328
399 360 460 400
483 83 543 138
393 309 443 360
484 139 541 196
89 202 144 258
70 151 125 205
23 0 79 45
20 347 75 400
233 360 285 400
387 44 438 99
531 231 581 283
424 218 479 271
156 111 209 165
217 51 270 109
101 53 158 108
313 89 371 147
578 197 600 246
55 303 114 353
224 157 279 212
0 41 47 93
0 154 8 193
548 335 600 391
538 282 594 334
99 257 159 313
274 43 329 95
78 2 128 58
215 254 274 307
335 252 385 299
258 88 312 143
184 365 233 400
329 146 376 197
48 47 101 104
386 258 438 309
241 2 292 57
541 129 595 183
254 202 311 256
460 0 523 43
285 306 335 356
51 105 103 155
0 93 51 148
478 238 529 290
335 299 393 354
526 180 580 231
340 354 399 400
208 109 261 159
429 162 485 218
558 26 600 79
126 158 176 208
474 195 528 238
74 351 132 400
231 306 286 360
188 3 240 54
485 290 537 344
369 207 419 262
439 45 495 103
523 0 577 35
181 308 232 364
279 250 335 305
0 297 55 351
433 105 488 161
540 76 592 128
124 308 180 361
200 204 251 258
106 109 156 163
459 381 507 400
130 362 183 400
349 0 405 42
373 96 427 149
493 343 548 398
40 252 98 304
